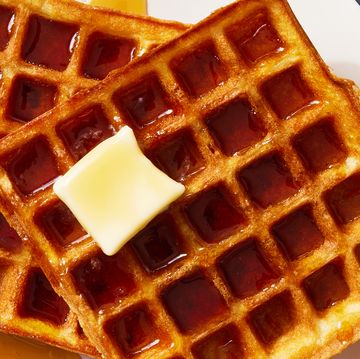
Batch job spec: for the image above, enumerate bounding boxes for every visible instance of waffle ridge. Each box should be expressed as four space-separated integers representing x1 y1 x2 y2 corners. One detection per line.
0 0 187 355
0 0 360 358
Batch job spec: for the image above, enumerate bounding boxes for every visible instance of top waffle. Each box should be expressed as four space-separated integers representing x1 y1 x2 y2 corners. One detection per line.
0 0 186 355
0 0 360 358
0 0 187 135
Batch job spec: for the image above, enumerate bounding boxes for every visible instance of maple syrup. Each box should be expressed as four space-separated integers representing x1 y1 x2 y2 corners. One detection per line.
0 212 22 252
171 41 227 98
227 11 284 64
185 185 245 243
3 136 60 196
191 324 244 359
0 1 147 359
131 212 187 272
57 106 115 161
22 15 79 71
302 258 350 312
0 6 14 51
105 304 161 355
293 118 346 173
81 32 136 80
238 152 299 208
114 73 174 129
7 76 58 123
19 269 69 325
325 172 360 225
72 251 136 310
205 97 266 156
248 290 295 345
271 204 324 261
219 238 279 298
35 200 88 249
161 271 228 333
149 129 204 182
261 66 316 120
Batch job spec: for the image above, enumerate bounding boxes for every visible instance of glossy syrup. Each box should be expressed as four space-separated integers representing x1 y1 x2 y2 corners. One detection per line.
0 6 14 51
191 324 244 359
114 73 174 128
205 97 266 156
0 212 22 252
162 271 227 333
248 291 295 345
72 251 136 310
219 238 278 298
238 152 299 208
35 200 88 249
185 185 245 243
171 41 227 98
57 106 115 161
7 76 58 123
302 259 350 312
131 212 187 272
4 136 60 196
325 172 360 225
19 269 69 325
261 66 316 120
293 118 346 173
148 129 204 182
271 205 324 261
227 11 284 64
81 32 136 80
22 16 78 71
105 305 161 355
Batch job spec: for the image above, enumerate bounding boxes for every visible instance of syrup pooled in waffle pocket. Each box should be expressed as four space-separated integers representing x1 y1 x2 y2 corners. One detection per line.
0 0 187 355
1 0 360 358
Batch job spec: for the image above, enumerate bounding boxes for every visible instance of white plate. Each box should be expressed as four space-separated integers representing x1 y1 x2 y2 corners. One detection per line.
81 1 360 358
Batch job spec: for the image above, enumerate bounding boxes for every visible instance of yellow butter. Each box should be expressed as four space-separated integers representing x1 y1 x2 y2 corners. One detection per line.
54 126 185 256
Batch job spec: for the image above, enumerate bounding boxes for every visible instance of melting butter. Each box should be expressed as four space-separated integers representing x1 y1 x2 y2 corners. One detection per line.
54 126 185 256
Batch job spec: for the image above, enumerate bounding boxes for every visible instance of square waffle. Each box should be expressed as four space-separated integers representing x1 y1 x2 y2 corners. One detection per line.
0 0 360 358
0 0 186 355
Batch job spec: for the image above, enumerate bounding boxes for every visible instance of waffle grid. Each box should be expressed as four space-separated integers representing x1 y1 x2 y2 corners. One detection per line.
0 200 98 356
0 0 359 358
0 0 186 354
0 0 186 135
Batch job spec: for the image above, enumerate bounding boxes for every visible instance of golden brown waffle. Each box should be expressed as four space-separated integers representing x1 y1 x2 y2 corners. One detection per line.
0 0 186 135
0 0 360 358
0 0 186 355
0 201 100 356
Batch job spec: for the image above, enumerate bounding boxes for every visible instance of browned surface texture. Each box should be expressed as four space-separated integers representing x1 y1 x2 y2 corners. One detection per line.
0 0 186 355
0 0 359 358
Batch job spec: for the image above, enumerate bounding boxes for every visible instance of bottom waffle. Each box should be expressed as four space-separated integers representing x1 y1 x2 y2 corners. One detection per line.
0 200 98 357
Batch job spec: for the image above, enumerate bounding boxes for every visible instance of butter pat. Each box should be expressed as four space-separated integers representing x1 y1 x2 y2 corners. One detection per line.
53 126 185 256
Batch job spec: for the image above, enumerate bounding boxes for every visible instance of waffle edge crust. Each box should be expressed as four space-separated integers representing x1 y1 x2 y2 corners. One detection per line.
0 0 360 358
0 0 187 355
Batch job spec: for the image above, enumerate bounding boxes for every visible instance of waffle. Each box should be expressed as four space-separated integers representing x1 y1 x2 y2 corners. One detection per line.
0 0 360 358
0 0 186 355
0 0 187 135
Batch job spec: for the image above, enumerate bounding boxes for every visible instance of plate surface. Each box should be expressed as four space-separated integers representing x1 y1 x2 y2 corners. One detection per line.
81 1 360 358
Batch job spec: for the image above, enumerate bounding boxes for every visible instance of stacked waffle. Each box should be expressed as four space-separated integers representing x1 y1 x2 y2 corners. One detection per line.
1 0 360 358
0 0 186 355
